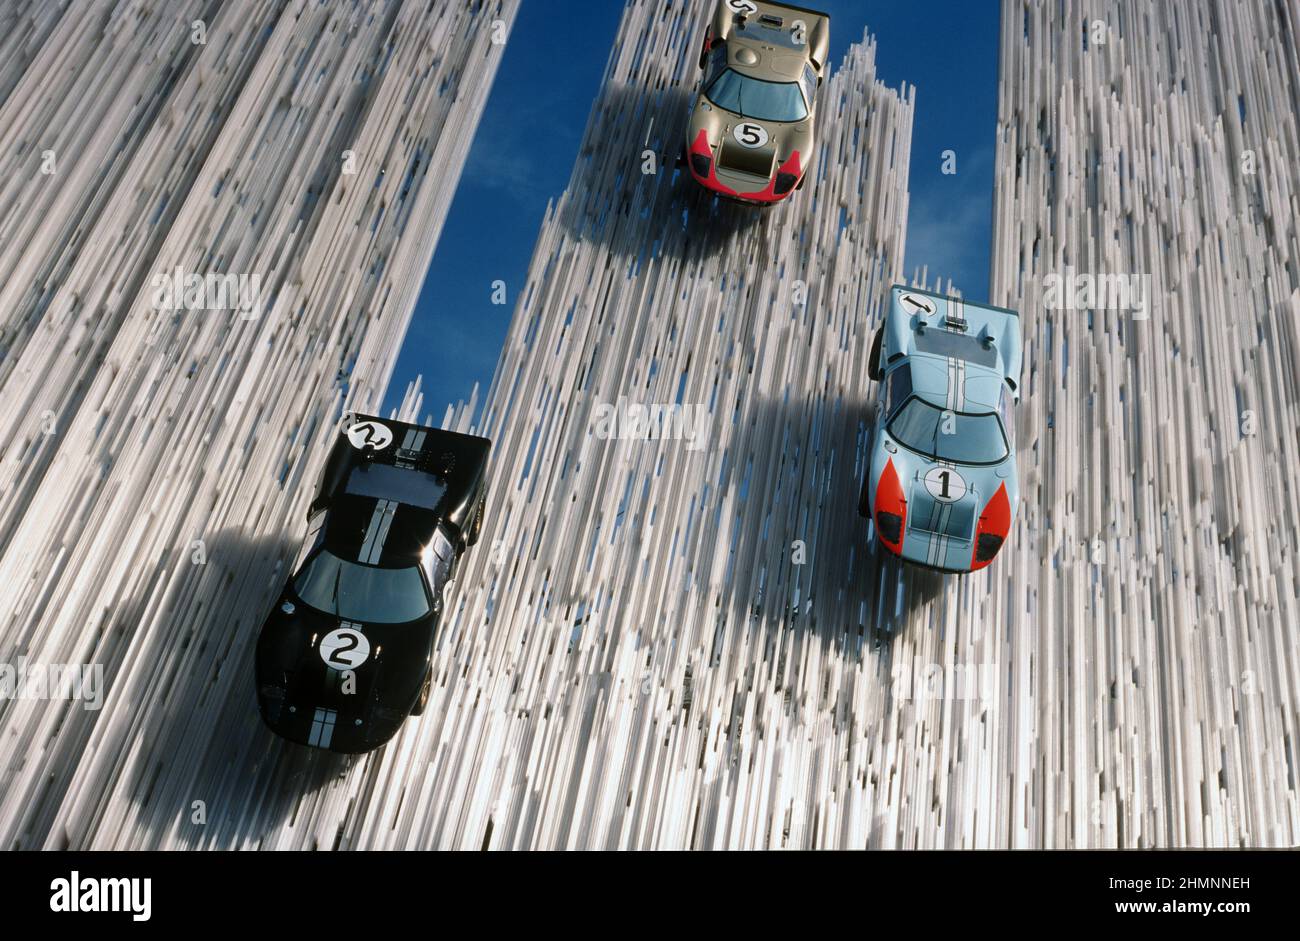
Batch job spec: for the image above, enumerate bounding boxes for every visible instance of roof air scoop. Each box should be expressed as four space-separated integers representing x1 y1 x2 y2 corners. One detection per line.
944 312 969 331
759 14 784 27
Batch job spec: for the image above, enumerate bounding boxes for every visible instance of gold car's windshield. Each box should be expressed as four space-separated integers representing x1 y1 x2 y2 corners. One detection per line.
706 69 808 123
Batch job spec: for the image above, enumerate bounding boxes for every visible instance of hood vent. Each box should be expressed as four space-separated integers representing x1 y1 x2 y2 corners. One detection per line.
908 485 977 540
718 136 775 178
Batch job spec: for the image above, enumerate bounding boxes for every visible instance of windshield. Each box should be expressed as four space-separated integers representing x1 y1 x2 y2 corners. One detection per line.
705 69 808 123
887 397 1009 465
293 549 430 623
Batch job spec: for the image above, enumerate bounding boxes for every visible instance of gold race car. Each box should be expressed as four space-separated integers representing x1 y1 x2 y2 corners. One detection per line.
684 0 829 204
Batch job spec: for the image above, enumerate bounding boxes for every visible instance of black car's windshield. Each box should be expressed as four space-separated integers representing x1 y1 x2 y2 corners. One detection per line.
706 69 808 123
887 397 1010 465
293 549 429 623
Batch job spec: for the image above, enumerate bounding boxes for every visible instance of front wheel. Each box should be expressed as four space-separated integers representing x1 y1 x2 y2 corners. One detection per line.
467 495 485 546
410 667 432 716
858 474 872 518
868 325 884 381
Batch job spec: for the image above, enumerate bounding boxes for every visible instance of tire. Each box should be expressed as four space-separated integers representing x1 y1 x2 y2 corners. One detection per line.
410 667 432 716
868 325 884 381
858 474 872 519
467 495 485 547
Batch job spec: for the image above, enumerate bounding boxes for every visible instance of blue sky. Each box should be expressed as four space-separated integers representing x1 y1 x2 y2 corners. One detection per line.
384 0 1001 417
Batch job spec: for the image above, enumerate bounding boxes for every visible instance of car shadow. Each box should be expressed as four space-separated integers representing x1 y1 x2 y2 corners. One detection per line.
555 80 771 262
712 391 947 664
105 526 364 849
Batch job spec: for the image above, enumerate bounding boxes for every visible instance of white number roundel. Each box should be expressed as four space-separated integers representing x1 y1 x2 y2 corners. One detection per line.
924 467 968 503
727 0 759 14
320 627 371 670
733 122 769 149
346 419 393 451
900 292 936 316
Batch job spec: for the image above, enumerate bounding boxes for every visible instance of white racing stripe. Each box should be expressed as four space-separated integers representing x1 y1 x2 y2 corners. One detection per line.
307 708 337 749
358 499 397 564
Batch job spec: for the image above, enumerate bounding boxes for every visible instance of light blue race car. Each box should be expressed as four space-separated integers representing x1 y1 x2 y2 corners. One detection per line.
859 286 1022 573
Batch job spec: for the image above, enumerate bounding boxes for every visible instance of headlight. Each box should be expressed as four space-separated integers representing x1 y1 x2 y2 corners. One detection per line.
876 511 903 544
690 153 712 177
774 172 798 195
975 533 1004 562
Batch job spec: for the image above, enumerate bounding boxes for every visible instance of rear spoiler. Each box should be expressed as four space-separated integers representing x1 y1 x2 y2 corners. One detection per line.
749 0 830 23
341 413 490 474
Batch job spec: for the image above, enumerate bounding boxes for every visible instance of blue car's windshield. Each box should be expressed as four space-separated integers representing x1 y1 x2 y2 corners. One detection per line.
293 549 429 623
887 397 1009 465
706 69 808 123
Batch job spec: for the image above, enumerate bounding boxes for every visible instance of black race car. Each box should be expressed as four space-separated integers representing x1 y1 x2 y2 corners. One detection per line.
255 413 490 753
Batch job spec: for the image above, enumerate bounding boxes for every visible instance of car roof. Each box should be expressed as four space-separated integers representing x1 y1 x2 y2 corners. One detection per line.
885 286 1018 413
319 415 490 564
903 354 1004 414
728 31 813 83
324 495 437 566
